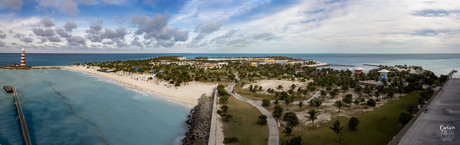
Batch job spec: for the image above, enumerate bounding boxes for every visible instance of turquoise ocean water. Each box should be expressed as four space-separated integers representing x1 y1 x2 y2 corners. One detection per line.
0 69 189 145
0 53 459 145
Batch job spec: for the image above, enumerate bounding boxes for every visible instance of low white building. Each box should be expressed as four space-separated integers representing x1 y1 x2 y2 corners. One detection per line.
177 57 187 61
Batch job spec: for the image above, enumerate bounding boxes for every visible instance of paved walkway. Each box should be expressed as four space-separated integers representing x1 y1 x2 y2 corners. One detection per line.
227 83 279 145
208 89 218 145
398 78 460 145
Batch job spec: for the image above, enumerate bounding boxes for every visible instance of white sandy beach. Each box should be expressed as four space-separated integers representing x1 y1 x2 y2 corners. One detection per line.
64 65 217 106
242 79 313 93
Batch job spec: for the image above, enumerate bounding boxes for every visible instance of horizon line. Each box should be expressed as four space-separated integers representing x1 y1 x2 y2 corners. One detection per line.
1 52 460 54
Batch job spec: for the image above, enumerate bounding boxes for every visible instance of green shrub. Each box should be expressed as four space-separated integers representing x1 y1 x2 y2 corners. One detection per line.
257 115 267 125
399 112 412 125
367 99 376 107
282 136 302 145
273 105 284 118
217 84 230 96
223 137 239 143
262 99 271 107
219 96 229 104
223 114 233 122
342 94 353 104
283 112 299 127
221 105 229 113
348 117 360 131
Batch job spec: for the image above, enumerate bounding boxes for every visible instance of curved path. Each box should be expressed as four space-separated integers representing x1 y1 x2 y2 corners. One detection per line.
291 90 334 106
226 83 279 145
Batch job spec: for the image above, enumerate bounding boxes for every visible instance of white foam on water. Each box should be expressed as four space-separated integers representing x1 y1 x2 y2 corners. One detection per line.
172 135 185 145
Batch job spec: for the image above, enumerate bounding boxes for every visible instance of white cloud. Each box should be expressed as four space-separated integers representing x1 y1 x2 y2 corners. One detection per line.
193 20 221 42
171 0 271 25
219 0 460 53
131 14 189 47
2 0 460 53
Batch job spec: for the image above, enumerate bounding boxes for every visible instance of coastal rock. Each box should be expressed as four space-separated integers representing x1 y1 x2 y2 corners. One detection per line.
182 94 213 145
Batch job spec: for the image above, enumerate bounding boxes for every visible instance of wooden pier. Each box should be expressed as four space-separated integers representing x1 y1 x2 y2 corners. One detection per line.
12 87 32 145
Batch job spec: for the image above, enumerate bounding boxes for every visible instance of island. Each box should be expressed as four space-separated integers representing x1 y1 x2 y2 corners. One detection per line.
60 56 450 145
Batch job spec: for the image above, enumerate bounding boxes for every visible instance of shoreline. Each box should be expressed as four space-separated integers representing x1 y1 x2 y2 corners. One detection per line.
63 65 217 107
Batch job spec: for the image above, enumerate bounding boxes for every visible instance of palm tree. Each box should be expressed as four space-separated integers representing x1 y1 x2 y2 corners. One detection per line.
334 100 344 112
320 90 326 97
310 98 323 109
364 86 372 97
290 84 297 91
387 90 395 99
251 85 258 95
354 85 362 95
283 126 293 139
329 90 338 98
309 99 315 108
307 109 320 126
330 120 344 141
284 95 294 105
277 85 283 91
297 87 303 95
302 87 308 97
397 83 404 96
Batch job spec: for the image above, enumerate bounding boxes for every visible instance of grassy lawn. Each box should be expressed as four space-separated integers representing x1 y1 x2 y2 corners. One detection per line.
223 96 269 144
283 92 420 145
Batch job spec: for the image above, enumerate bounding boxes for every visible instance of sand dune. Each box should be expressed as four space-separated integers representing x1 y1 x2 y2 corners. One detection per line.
64 66 217 106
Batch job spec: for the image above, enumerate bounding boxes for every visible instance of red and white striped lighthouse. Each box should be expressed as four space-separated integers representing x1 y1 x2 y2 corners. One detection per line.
20 48 26 67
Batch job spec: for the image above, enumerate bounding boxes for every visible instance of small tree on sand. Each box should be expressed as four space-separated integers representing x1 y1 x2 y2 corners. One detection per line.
307 109 320 126
333 100 344 112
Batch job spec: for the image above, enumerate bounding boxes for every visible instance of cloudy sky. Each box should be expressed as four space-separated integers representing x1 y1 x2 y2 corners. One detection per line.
0 0 459 53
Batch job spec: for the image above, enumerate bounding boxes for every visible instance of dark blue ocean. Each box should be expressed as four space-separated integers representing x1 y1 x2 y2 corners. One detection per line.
1 53 459 76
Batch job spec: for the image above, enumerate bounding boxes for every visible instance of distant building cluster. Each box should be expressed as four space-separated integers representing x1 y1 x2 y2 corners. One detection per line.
146 57 319 69
149 59 229 69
